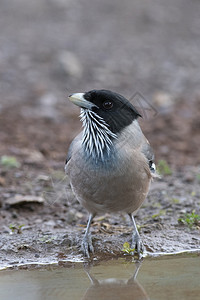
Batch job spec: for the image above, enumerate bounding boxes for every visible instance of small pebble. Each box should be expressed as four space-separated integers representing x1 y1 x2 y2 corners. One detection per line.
184 173 194 183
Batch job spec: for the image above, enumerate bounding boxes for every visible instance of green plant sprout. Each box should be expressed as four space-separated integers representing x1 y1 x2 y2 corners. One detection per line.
157 160 172 175
9 224 24 234
122 242 135 254
178 210 200 228
1 155 21 168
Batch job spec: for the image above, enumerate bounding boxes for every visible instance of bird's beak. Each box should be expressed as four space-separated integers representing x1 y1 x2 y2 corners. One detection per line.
69 93 98 110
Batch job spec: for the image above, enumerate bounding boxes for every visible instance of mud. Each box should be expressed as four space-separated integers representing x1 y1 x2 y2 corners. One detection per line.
0 166 200 268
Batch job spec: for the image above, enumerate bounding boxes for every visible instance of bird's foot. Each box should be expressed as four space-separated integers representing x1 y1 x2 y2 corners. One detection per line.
131 233 144 260
81 234 94 258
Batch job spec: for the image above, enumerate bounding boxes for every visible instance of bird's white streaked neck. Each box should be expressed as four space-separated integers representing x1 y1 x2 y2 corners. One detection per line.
80 109 117 161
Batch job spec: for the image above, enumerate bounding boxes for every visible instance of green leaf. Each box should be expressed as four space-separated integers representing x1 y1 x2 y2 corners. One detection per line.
157 160 172 175
178 210 200 228
122 242 135 254
0 155 21 168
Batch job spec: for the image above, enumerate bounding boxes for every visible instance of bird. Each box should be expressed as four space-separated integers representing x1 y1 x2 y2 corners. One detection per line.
83 261 149 300
65 89 156 258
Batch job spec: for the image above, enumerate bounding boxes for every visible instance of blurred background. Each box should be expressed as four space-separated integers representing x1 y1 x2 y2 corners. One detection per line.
1 0 200 169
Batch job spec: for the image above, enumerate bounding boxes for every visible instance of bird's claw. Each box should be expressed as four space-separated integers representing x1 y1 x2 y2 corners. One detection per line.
131 233 144 259
81 234 94 258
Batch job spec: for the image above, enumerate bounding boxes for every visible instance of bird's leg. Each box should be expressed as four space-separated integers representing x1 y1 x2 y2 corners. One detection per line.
81 213 95 258
127 260 143 284
128 213 144 259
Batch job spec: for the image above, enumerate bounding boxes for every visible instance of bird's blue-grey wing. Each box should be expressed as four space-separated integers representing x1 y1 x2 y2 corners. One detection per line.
141 140 156 173
65 133 82 173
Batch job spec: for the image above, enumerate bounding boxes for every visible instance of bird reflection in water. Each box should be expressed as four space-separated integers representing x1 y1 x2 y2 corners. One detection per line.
82 261 149 300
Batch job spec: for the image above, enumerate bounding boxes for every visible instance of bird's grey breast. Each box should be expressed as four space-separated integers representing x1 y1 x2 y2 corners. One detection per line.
67 121 151 214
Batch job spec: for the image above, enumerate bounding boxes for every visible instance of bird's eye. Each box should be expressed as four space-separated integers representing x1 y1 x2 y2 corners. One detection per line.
102 101 113 110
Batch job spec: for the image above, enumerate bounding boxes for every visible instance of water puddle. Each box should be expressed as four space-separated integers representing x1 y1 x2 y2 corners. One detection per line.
0 254 200 300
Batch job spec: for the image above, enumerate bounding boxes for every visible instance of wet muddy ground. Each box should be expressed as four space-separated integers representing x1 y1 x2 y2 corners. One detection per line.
0 0 200 268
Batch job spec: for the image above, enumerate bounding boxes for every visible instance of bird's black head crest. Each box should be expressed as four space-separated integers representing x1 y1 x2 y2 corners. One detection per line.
83 89 141 134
